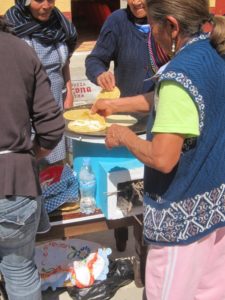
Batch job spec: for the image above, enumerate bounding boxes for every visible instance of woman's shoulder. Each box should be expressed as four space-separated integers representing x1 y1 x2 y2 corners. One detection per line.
1 31 25 48
1 32 39 63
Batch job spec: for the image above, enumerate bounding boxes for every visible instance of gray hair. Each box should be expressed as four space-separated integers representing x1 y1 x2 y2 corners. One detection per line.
146 0 225 55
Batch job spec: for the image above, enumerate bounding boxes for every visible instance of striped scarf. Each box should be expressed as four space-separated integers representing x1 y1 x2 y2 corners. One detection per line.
126 6 170 72
5 0 77 55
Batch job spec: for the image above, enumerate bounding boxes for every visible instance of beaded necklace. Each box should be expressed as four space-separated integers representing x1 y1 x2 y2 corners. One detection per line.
147 30 158 74
147 30 170 74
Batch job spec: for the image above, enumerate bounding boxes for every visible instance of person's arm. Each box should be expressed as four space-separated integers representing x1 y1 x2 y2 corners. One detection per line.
103 82 200 173
91 92 154 116
105 126 184 173
32 140 52 161
96 71 115 91
85 15 118 87
63 61 74 109
91 92 183 173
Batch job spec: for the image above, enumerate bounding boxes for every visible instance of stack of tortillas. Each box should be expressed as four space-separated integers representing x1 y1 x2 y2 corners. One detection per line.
64 86 138 133
64 109 138 133
64 109 107 133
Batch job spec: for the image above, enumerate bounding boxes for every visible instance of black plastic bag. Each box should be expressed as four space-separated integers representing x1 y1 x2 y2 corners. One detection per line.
67 259 134 300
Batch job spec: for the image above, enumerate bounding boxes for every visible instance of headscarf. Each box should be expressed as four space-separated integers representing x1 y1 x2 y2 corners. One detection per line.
5 0 77 55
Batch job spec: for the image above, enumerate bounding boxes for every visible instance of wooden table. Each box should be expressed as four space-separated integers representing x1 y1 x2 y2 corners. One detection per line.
36 209 141 241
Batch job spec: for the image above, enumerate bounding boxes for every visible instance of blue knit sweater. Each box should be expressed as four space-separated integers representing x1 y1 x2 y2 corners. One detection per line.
144 35 225 245
85 9 162 96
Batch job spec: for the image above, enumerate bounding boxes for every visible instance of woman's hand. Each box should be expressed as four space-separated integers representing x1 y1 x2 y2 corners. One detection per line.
106 127 185 173
105 124 134 149
97 71 115 91
91 99 117 117
64 93 74 109
63 62 74 109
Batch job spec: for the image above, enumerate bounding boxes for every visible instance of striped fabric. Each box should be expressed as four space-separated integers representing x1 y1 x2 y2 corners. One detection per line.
5 0 77 55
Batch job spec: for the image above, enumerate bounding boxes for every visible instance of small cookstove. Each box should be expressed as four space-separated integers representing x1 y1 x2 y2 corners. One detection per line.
65 108 148 219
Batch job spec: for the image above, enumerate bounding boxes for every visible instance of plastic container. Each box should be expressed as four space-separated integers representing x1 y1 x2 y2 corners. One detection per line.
79 158 96 214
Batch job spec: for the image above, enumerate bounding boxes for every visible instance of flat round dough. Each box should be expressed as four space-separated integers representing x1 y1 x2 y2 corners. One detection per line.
63 109 89 121
67 110 106 133
96 86 121 100
106 114 137 127
58 202 79 212
68 120 106 133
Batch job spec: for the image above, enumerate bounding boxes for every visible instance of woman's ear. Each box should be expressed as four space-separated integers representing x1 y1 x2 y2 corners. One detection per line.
166 16 179 39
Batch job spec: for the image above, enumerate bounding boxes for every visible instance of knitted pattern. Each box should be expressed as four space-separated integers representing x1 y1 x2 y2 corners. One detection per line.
144 35 225 245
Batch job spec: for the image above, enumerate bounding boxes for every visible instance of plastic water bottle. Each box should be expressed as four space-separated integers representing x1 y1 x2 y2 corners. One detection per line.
79 158 96 214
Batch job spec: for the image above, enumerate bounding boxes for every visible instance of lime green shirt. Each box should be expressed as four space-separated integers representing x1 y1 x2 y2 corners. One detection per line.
152 81 200 137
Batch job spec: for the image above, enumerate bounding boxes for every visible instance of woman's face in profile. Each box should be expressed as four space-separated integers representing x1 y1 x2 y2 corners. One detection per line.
29 0 55 22
148 15 173 55
127 0 147 19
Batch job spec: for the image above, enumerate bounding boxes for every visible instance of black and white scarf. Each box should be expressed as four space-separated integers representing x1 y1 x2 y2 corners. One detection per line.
5 0 77 55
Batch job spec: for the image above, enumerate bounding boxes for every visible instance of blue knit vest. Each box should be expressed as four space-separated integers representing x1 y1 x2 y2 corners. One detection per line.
144 35 225 245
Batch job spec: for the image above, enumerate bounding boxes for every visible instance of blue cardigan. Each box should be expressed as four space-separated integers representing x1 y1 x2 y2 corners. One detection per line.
144 35 225 246
85 9 161 96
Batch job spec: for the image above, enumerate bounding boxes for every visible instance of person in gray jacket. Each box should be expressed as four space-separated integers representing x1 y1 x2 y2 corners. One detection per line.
0 16 64 300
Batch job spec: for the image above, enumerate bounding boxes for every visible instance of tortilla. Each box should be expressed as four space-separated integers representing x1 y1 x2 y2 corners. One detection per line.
63 109 89 121
67 109 107 133
106 114 137 127
96 86 121 100
58 202 80 212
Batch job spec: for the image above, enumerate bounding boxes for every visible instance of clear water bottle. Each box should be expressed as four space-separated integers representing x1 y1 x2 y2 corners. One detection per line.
79 158 96 214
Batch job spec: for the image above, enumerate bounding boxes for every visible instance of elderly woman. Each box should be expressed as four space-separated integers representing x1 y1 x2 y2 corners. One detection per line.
91 0 225 299
85 2 169 281
5 0 77 165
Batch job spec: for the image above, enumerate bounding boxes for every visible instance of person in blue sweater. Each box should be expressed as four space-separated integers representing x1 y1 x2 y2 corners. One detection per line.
91 0 225 299
85 0 169 96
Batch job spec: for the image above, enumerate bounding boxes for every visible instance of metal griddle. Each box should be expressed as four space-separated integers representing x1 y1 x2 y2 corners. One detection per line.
64 104 148 138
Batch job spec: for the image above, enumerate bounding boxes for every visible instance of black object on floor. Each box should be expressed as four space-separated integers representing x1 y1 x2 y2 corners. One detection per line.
114 227 128 252
67 259 134 300
0 281 8 300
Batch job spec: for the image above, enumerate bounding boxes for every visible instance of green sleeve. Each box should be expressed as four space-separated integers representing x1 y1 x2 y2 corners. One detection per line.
152 81 200 137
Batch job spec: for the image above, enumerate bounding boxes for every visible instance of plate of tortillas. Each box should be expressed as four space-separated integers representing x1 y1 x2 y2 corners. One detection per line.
64 86 148 136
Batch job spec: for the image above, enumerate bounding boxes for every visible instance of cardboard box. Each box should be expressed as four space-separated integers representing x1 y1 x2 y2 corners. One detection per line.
72 79 101 107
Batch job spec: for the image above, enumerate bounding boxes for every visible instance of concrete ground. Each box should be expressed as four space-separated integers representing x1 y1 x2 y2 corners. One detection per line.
42 227 144 300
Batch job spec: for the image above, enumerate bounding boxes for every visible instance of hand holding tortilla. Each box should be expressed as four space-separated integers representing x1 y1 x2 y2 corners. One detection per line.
96 86 121 100
96 71 115 91
64 86 137 134
64 107 137 134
